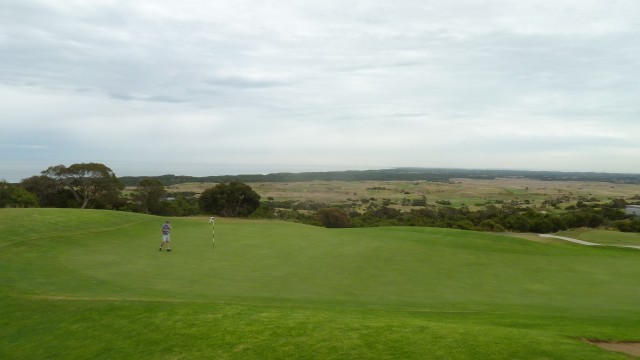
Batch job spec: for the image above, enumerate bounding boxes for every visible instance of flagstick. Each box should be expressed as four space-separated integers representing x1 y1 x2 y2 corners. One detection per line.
210 216 215 249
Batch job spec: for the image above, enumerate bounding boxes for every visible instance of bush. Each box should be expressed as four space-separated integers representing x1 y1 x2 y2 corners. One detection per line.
478 220 506 232
0 181 38 208
614 219 640 232
453 220 475 230
411 196 427 206
250 203 276 219
316 208 352 228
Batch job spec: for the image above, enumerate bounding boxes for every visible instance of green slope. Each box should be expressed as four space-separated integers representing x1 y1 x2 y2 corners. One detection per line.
558 228 640 247
1 208 639 359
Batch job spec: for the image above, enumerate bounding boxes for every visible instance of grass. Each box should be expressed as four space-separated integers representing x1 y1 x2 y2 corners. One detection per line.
558 229 640 247
2 208 640 359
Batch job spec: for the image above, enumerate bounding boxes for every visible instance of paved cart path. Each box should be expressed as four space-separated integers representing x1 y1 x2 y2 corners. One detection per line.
538 234 601 246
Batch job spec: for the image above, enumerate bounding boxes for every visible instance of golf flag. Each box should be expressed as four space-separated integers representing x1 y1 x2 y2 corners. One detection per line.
209 216 215 249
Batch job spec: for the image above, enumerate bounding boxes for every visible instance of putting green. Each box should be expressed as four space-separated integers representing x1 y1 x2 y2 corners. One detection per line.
1 208 639 359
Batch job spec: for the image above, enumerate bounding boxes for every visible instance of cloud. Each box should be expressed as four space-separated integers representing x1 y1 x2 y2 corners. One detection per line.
1 0 639 182
109 93 186 103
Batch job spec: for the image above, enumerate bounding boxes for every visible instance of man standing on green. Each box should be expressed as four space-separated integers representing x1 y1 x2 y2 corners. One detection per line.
159 220 172 252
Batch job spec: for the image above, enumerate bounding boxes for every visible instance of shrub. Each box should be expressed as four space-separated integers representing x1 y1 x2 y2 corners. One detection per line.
478 220 506 232
316 208 352 228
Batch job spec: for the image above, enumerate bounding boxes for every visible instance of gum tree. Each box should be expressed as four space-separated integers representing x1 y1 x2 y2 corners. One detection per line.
42 163 124 209
199 181 260 217
134 178 165 214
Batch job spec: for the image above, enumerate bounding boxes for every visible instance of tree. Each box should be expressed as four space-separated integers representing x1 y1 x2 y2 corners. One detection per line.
21 175 66 207
42 163 124 209
156 194 200 216
0 180 38 208
134 178 165 214
199 181 260 216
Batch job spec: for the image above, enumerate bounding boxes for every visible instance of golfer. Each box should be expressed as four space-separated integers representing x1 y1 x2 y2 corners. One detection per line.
159 220 172 252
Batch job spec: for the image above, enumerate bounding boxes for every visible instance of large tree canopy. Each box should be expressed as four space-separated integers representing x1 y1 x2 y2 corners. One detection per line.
42 163 124 209
20 175 64 207
199 181 260 217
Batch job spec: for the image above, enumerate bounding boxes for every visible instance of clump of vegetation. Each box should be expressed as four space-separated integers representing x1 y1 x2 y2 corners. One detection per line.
316 208 352 228
7 163 640 233
199 181 261 217
0 180 38 208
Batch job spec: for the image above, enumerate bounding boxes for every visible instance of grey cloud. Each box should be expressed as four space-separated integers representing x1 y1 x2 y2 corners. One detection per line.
109 93 186 103
203 76 292 89
109 93 136 101
1 0 639 181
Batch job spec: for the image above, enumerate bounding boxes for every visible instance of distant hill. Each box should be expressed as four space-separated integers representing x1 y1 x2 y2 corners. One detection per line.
118 168 640 186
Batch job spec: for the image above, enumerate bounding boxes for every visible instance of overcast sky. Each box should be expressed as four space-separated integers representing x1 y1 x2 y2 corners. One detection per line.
1 0 639 182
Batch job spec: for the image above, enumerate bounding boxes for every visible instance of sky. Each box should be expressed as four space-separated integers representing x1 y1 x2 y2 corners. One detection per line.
1 0 640 182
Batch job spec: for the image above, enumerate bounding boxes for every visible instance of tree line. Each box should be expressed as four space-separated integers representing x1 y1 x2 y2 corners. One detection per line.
118 168 640 186
267 200 640 233
2 162 639 234
1 163 260 217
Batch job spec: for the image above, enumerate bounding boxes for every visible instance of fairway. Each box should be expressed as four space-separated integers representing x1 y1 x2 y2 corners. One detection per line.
2 208 640 359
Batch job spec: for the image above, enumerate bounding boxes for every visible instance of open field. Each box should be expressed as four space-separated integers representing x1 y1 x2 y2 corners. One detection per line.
165 178 640 211
2 208 640 359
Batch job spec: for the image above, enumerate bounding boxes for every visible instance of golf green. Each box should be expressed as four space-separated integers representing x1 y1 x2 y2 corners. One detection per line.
1 208 639 359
